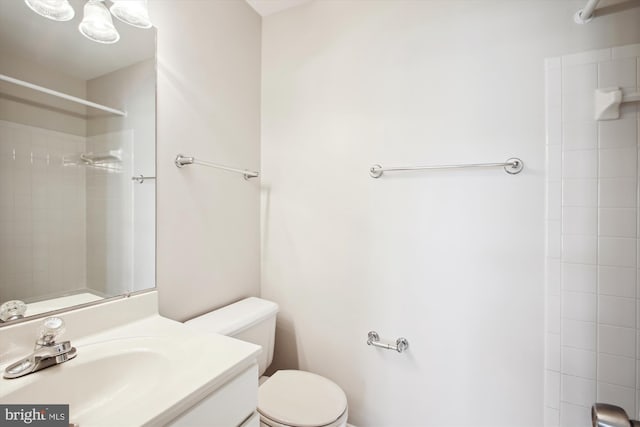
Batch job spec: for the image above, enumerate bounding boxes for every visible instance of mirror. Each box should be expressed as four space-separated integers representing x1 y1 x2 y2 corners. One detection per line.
0 0 156 323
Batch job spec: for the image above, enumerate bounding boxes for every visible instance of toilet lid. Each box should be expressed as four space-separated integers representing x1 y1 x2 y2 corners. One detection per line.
258 370 347 427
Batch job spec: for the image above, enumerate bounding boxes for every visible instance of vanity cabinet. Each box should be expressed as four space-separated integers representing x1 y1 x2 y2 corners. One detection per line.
167 364 259 427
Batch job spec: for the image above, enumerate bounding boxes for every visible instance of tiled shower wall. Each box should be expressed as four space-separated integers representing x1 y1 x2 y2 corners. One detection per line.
545 44 640 427
0 120 87 302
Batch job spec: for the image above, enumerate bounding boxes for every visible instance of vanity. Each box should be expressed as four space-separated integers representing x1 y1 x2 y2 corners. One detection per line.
0 291 262 426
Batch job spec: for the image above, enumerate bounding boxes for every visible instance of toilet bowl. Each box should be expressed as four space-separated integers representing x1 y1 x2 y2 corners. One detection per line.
185 297 348 427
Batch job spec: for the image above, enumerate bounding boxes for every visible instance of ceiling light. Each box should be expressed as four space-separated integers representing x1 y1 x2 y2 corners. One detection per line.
109 0 152 29
78 0 120 44
24 0 75 21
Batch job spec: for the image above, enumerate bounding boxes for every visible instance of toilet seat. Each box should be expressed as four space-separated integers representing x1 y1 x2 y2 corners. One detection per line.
258 370 348 427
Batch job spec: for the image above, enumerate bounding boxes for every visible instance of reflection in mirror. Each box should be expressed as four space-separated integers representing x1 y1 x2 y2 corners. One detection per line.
0 0 156 323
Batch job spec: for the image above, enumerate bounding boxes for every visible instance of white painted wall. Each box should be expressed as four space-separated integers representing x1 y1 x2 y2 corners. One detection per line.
260 1 640 426
149 0 262 321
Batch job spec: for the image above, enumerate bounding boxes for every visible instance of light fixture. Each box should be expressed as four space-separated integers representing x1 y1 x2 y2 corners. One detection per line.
24 0 75 21
24 0 153 44
78 0 120 44
109 0 152 29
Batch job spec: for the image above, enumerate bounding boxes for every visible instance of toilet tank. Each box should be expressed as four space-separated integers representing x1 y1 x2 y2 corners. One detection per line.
185 297 279 376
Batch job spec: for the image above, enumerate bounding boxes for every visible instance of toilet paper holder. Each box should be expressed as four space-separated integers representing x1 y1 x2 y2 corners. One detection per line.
367 331 409 353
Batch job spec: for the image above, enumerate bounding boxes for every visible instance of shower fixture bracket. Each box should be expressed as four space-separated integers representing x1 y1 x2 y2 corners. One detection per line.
595 87 640 121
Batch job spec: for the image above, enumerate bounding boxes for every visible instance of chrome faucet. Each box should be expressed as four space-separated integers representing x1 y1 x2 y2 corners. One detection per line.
3 317 77 379
592 403 640 427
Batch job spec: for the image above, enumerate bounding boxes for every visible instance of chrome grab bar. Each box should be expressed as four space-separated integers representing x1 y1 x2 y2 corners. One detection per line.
367 331 409 353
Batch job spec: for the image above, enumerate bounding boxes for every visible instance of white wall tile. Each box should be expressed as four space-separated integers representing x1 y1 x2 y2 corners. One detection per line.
599 237 637 268
563 121 598 151
599 58 638 90
599 209 637 238
562 347 597 379
562 49 611 67
547 332 561 372
599 325 636 358
562 263 597 293
560 401 592 427
548 145 562 181
0 121 86 302
563 291 597 322
599 178 637 208
612 43 640 60
563 150 598 178
548 220 562 259
546 370 561 408
598 353 636 388
548 295 561 334
563 179 598 207
564 92 596 122
547 181 562 221
547 259 561 296
548 109 562 146
599 295 636 328
599 148 637 179
544 407 560 427
599 117 638 149
548 46 640 426
597 383 636 418
563 64 598 94
561 374 596 408
599 266 636 298
562 235 597 264
563 207 597 236
562 319 596 351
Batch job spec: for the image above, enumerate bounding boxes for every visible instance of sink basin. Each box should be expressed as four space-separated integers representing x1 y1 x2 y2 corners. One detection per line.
2 338 170 423
0 314 261 427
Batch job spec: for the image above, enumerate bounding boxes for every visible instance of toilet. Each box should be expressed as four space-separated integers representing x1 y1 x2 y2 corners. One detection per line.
185 297 349 427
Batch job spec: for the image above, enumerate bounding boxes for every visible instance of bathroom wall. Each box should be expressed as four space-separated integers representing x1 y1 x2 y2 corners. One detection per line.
260 1 640 426
149 0 262 320
545 44 640 426
86 59 156 295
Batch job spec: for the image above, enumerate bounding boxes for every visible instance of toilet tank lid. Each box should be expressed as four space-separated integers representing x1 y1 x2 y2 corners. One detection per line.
185 297 279 336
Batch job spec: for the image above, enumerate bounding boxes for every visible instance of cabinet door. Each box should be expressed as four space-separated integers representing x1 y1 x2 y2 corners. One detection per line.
167 363 258 427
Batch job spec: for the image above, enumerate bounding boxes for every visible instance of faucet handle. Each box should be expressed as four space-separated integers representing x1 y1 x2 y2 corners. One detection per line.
0 300 27 322
38 317 66 345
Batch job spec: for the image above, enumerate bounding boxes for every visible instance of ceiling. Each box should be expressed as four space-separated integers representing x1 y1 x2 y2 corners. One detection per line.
0 0 155 81
245 0 313 16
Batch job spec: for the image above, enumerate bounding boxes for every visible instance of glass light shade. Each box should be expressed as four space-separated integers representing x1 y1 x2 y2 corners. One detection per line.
109 0 152 29
78 0 120 44
24 0 75 21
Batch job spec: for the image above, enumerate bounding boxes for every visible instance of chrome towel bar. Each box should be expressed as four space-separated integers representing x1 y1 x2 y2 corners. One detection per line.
175 154 259 180
369 157 523 178
367 331 409 353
